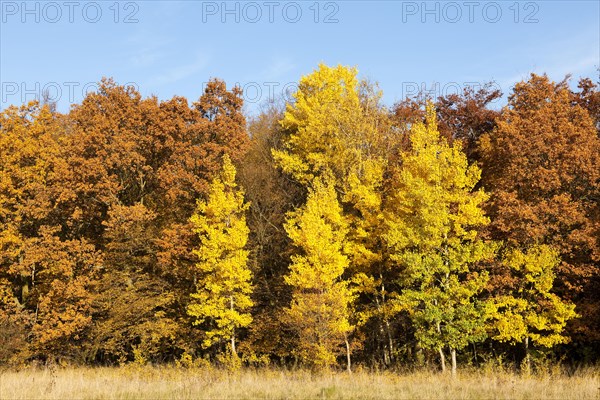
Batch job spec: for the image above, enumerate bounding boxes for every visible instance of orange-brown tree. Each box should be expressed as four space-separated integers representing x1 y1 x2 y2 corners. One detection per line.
572 76 600 133
49 78 248 364
0 102 101 364
391 83 502 163
480 74 600 358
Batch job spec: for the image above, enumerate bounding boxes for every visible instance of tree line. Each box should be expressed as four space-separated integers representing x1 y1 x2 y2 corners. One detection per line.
1 65 599 373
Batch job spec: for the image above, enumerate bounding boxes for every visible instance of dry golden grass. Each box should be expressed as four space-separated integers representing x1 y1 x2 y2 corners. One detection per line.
1 365 598 400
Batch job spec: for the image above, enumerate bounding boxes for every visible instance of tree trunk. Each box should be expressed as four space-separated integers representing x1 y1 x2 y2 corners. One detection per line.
383 345 390 366
450 348 457 377
344 334 352 373
436 320 446 372
385 319 394 363
378 281 394 365
438 347 446 373
21 281 29 301
415 342 424 366
472 343 479 368
230 296 237 356
231 331 236 356
524 337 530 374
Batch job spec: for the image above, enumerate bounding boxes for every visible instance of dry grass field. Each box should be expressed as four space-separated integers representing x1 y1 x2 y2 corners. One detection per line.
1 365 598 400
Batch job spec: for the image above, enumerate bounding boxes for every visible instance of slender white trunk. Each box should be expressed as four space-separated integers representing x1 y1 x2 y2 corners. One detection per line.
230 296 236 356
436 320 446 372
524 337 530 374
380 281 394 365
344 334 352 373
438 347 446 373
385 319 394 363
383 344 390 366
450 348 457 377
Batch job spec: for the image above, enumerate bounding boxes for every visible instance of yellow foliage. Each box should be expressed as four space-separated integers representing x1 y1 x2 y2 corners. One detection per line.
385 104 495 353
272 65 390 355
273 64 365 185
283 178 354 367
187 155 253 353
488 245 577 347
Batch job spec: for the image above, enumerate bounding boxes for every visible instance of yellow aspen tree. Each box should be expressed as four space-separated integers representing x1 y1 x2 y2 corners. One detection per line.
187 155 253 357
488 245 577 373
273 63 367 185
273 64 391 361
385 104 496 376
272 63 386 271
272 65 387 233
283 177 354 370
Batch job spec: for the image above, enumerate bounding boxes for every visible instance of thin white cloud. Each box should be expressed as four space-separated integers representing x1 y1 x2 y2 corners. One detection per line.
498 53 598 93
497 27 599 93
124 28 175 68
263 57 296 80
129 48 166 68
148 55 210 87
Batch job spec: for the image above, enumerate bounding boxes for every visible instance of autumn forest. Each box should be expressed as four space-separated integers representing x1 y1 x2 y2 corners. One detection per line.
2 64 600 375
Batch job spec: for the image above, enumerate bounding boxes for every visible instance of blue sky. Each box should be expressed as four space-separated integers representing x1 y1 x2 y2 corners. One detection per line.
1 0 598 114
